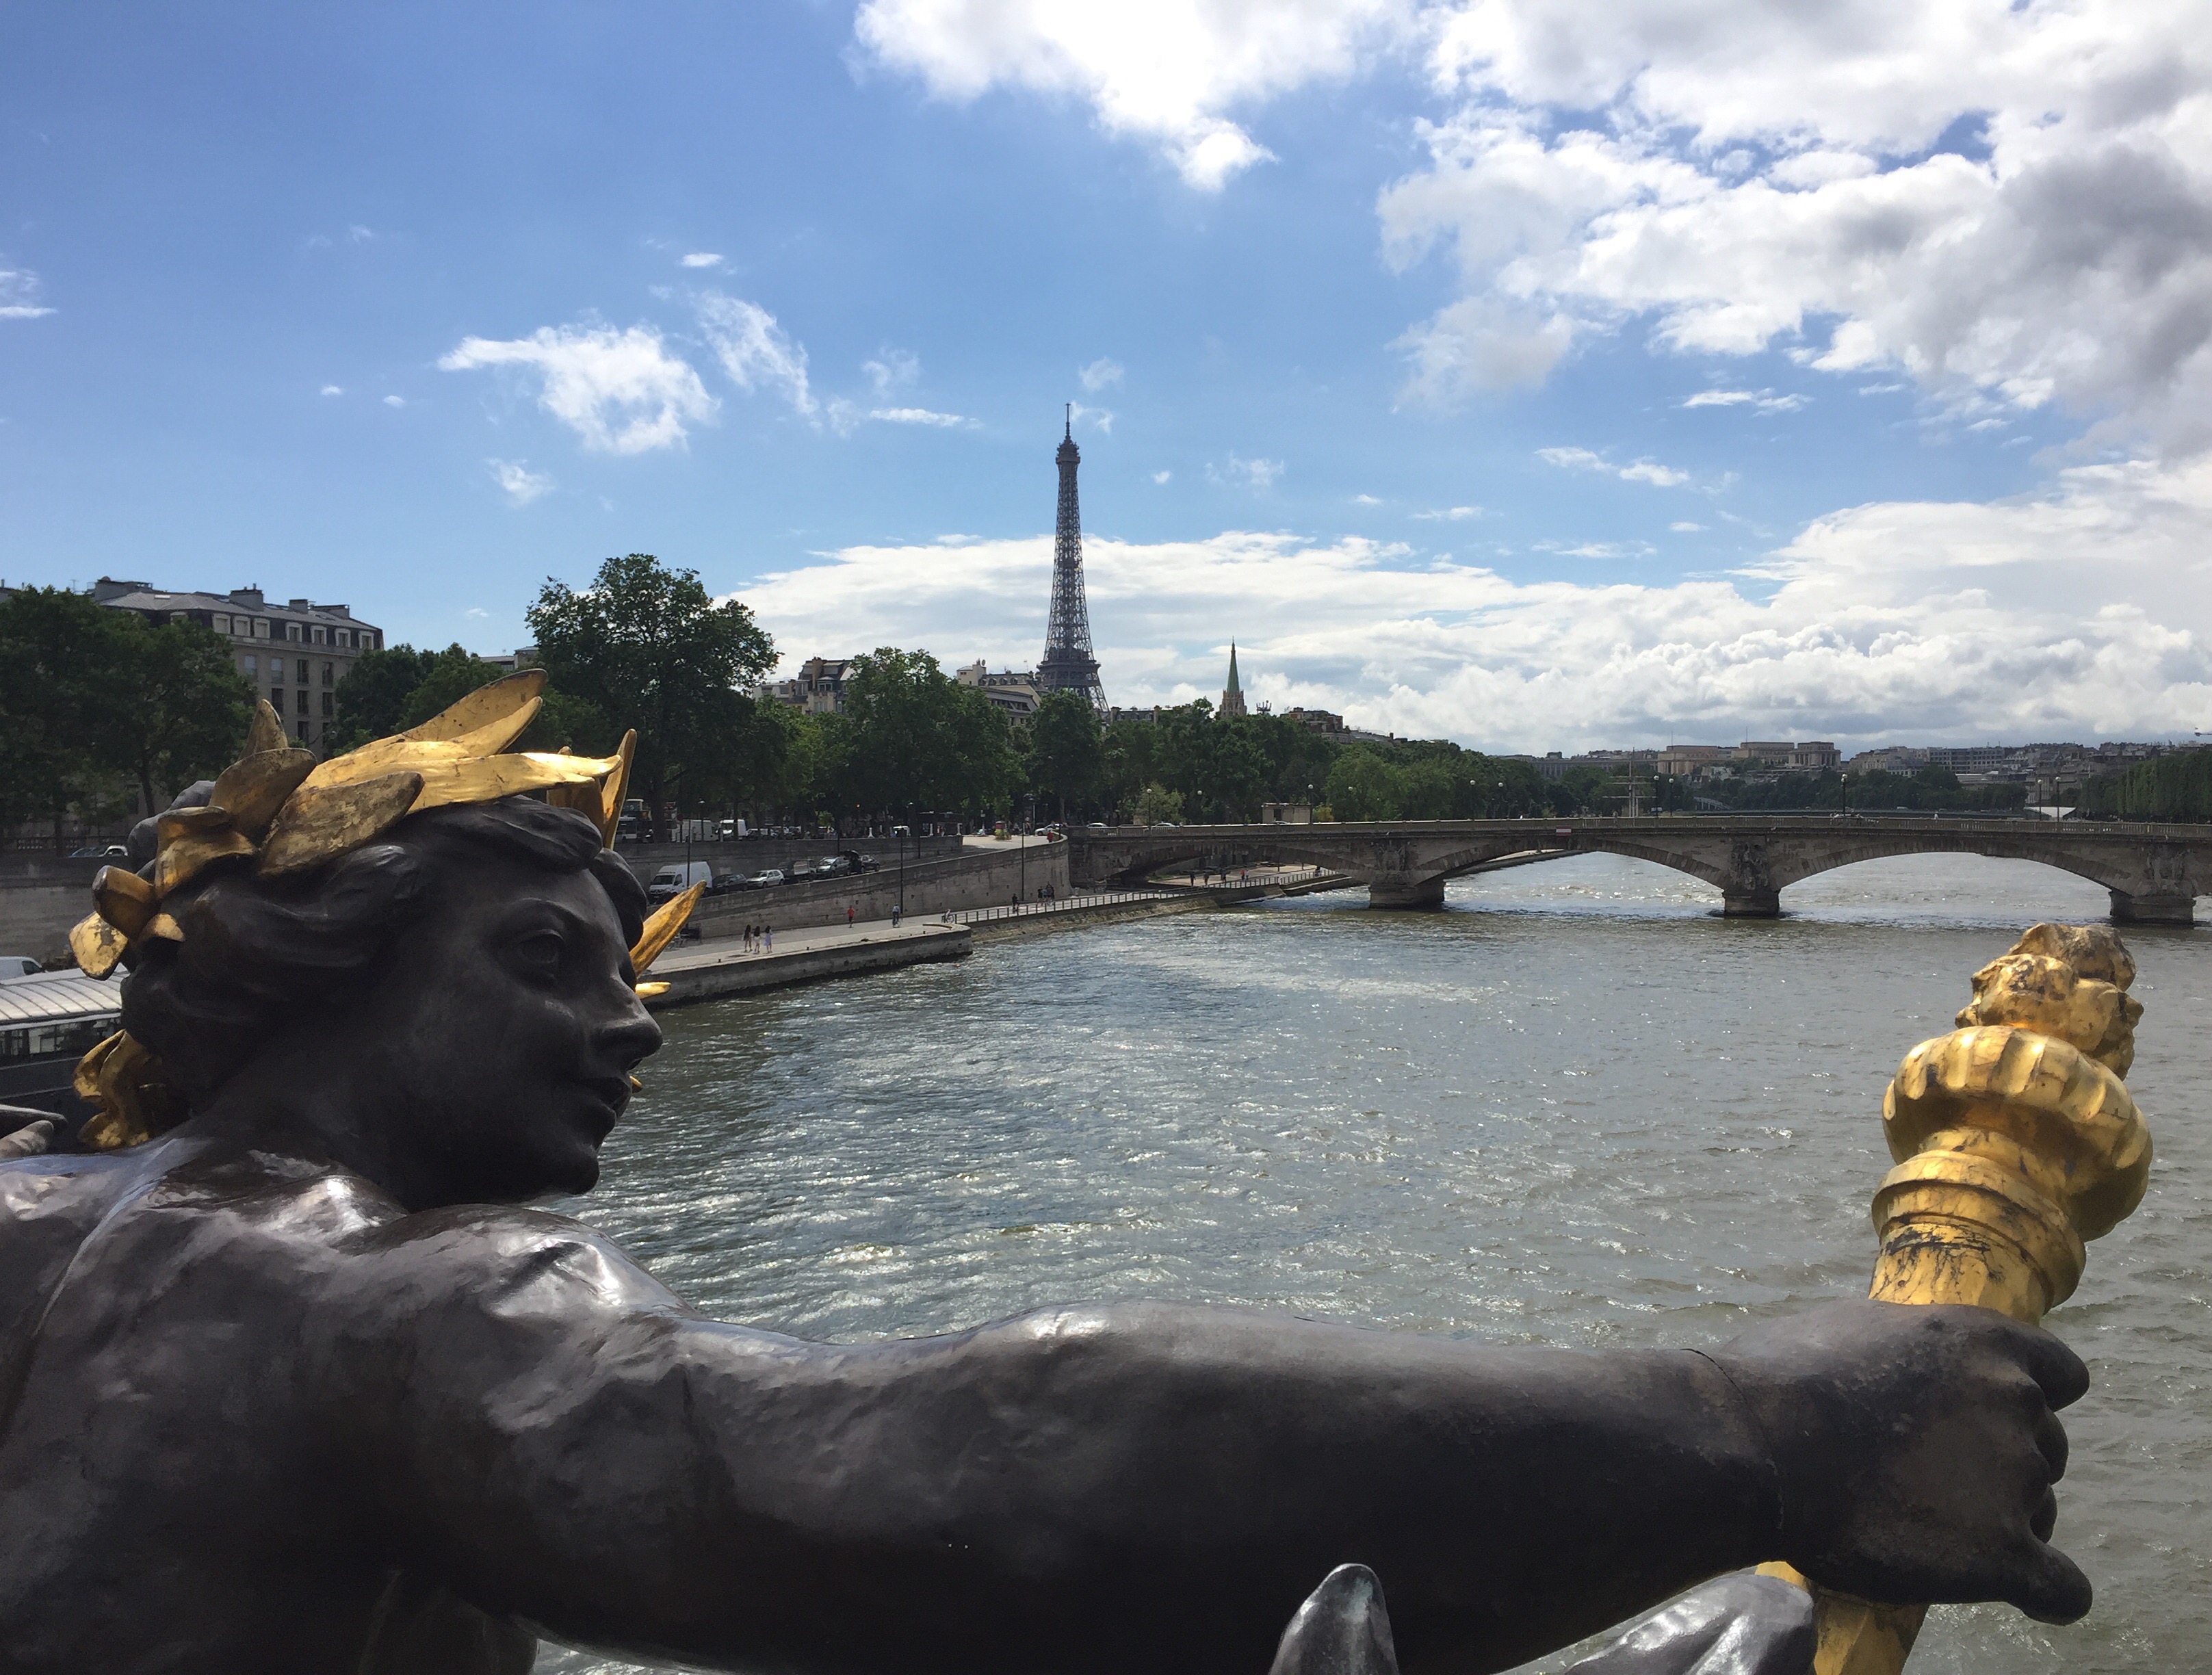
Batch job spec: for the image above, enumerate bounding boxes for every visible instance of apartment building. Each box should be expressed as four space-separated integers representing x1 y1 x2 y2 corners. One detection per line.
92 579 383 749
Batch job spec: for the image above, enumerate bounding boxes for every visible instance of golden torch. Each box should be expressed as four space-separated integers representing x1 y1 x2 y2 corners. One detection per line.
1759 922 2153 1674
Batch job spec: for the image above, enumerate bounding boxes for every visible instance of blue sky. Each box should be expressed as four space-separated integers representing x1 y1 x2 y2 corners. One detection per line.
5 1 2209 749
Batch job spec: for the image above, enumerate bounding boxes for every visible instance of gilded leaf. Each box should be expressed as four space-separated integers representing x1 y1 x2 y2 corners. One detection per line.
151 825 257 896
629 881 705 974
210 747 317 840
244 699 288 757
407 751 624 814
92 866 156 938
398 668 547 746
258 771 426 877
69 913 130 979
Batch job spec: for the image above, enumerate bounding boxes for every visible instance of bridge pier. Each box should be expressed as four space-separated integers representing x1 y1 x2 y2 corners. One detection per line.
2110 891 2196 927
1368 878 1446 910
1721 888 1781 918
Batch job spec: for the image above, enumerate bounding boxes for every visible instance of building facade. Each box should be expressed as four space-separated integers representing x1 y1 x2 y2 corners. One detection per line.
759 656 854 715
92 579 384 749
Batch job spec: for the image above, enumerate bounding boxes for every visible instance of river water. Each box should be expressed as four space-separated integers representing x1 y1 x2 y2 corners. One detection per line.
536 854 2209 1675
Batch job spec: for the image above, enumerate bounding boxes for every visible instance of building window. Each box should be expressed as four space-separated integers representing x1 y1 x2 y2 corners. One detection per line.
321 691 334 717
296 658 309 684
271 687 283 709
253 619 268 638
296 689 309 716
213 613 229 634
322 662 334 686
311 626 326 645
335 629 350 649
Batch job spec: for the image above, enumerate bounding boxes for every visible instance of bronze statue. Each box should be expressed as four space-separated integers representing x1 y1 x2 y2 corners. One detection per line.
0 681 2097 1674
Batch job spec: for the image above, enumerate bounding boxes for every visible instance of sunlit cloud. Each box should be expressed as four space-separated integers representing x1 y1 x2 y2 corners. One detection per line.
439 322 716 453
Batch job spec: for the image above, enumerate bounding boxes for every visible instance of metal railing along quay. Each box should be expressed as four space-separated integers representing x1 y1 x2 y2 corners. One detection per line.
942 889 1176 926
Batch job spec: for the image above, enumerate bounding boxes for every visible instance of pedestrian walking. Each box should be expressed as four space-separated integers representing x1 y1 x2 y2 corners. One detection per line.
846 905 855 928
891 904 902 928
763 924 773 953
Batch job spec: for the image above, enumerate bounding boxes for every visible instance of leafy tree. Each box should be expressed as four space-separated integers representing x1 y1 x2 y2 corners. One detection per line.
0 587 127 836
526 554 777 835
99 616 256 812
833 648 1021 820
332 645 438 748
1027 690 1104 819
1325 749 1403 820
1134 784 1184 826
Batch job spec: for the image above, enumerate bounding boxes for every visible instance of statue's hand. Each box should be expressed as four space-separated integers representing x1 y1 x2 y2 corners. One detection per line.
0 1118 55 1160
1714 1299 2090 1624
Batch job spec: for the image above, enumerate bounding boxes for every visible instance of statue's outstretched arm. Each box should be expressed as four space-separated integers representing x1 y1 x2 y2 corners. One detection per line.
332 1215 2081 1675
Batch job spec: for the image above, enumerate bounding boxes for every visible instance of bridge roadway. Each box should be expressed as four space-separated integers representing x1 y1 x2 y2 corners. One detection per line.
1068 814 2212 924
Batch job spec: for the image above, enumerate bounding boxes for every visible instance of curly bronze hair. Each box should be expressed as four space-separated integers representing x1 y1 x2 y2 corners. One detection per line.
119 798 646 1109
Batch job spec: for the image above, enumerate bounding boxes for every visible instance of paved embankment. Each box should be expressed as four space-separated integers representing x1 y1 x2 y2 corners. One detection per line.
643 916 970 1009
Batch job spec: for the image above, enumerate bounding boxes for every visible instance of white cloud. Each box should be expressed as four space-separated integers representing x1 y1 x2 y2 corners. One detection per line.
694 291 816 419
1210 453 1284 491
733 455 2212 748
1352 492 1383 504
383 395 406 408
680 252 725 268
1080 356 1125 390
870 406 976 427
0 266 54 320
864 348 920 394
1539 445 1688 487
1154 470 1175 484
1414 504 1482 519
1682 388 1806 413
320 385 343 397
439 323 716 454
1670 521 1706 532
489 458 554 506
853 0 1411 190
1383 1 2212 452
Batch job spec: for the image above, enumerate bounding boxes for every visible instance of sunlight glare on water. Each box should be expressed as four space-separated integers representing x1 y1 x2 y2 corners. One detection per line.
537 853 2210 1675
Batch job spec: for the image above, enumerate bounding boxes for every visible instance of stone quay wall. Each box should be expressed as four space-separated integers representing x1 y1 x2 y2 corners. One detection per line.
688 842 1069 939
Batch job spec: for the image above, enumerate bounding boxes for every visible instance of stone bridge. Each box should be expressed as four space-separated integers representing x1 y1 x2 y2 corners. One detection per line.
1068 816 2212 924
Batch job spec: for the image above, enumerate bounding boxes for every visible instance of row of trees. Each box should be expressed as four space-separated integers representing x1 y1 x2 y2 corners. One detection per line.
2075 750 2212 820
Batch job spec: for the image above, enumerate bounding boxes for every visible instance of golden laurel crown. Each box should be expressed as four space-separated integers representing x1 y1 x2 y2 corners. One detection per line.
66 671 701 1149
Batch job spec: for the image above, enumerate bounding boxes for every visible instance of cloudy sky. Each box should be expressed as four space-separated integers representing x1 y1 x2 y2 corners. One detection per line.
5 1 2211 749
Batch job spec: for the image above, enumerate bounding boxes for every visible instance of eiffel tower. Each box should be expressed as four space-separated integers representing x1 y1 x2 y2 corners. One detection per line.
1036 406 1107 713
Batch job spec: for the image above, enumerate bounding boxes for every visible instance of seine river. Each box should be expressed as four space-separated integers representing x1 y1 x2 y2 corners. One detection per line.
538 854 2208 1675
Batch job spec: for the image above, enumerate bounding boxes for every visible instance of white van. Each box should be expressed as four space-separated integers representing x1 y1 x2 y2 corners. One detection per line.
647 861 714 903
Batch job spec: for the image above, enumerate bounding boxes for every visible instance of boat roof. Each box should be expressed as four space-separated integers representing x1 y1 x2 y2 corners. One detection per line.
0 970 125 1027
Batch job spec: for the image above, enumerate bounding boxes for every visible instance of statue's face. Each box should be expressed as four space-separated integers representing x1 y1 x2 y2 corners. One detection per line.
350 856 662 1208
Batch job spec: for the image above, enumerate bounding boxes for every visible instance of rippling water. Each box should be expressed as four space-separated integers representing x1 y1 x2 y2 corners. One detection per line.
538 854 2209 1675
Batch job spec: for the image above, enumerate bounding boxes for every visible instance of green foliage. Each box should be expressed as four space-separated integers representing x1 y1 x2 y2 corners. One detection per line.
0 586 252 829
331 645 437 746
1838 765 2027 813
527 554 777 835
1133 784 1184 825
1027 690 1104 818
829 647 1020 818
2076 750 2212 820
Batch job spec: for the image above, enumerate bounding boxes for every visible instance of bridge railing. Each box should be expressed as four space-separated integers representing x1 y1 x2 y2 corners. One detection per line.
941 889 1177 926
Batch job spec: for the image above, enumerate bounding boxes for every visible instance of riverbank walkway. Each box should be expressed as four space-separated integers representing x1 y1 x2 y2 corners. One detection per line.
644 880 1262 1007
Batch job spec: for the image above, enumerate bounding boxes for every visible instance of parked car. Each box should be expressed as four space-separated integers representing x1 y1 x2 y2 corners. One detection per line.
647 861 714 903
0 957 43 979
742 869 785 890
67 845 128 860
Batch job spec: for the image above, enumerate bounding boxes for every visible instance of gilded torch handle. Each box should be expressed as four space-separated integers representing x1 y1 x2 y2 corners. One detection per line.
1759 924 2152 1675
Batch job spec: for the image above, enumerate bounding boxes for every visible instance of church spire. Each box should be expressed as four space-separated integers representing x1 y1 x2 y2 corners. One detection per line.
1218 642 1247 718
